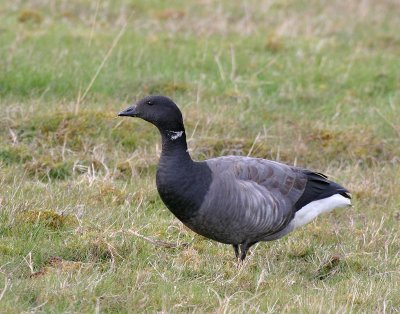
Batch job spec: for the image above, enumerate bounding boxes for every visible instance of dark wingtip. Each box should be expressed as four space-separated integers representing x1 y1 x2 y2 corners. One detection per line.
341 191 352 199
294 170 351 210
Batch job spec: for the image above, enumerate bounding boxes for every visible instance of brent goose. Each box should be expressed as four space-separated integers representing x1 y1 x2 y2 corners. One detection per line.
118 95 351 261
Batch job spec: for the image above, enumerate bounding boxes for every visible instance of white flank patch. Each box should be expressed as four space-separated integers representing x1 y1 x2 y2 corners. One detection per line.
168 130 184 140
291 194 351 230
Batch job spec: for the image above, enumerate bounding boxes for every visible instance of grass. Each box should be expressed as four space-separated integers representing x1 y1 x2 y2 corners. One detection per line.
0 0 399 312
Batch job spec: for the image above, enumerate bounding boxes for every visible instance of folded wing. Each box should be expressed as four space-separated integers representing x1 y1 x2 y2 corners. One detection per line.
190 156 308 244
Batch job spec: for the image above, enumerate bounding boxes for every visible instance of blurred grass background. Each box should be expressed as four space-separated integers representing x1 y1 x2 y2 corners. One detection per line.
0 0 399 312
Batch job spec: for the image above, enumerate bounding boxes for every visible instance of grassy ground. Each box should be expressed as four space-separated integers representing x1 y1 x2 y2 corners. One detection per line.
0 0 399 312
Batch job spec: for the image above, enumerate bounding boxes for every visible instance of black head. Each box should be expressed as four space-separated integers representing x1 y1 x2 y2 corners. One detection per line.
118 95 184 131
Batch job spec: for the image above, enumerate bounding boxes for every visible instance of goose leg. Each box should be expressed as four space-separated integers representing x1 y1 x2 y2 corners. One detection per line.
240 241 256 261
233 244 239 259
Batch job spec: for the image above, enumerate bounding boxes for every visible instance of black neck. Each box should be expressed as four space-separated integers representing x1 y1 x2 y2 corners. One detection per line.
156 126 212 222
159 128 192 163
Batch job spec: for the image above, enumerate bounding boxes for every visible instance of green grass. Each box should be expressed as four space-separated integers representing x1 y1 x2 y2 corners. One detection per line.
0 0 399 312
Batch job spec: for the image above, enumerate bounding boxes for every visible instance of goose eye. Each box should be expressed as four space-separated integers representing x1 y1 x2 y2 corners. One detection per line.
147 101 153 106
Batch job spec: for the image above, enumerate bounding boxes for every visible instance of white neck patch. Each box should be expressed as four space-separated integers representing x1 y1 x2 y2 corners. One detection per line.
167 130 184 141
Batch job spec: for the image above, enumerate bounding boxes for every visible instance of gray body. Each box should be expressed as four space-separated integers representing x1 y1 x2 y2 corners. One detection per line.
175 156 306 245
